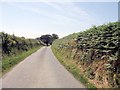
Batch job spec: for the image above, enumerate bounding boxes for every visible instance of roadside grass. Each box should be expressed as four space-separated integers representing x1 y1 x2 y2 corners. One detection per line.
2 46 41 76
51 46 96 90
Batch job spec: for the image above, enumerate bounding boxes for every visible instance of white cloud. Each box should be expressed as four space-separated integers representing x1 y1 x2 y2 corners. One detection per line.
1 1 106 38
3 1 91 24
40 2 94 24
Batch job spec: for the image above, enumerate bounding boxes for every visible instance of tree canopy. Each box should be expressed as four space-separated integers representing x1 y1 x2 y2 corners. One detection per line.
36 34 59 46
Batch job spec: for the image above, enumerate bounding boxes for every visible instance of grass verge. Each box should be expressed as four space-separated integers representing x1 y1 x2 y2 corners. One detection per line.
2 46 41 76
51 46 96 90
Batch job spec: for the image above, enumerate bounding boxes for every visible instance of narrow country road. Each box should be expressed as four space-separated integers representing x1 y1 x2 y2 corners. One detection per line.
2 46 86 88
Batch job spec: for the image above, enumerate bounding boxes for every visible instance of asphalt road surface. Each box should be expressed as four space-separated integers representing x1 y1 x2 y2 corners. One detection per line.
2 46 86 88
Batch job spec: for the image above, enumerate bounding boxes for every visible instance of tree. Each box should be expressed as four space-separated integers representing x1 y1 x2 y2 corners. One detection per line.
52 34 59 40
38 34 59 46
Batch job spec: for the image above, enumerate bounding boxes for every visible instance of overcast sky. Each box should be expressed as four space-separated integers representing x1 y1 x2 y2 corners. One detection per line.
0 0 118 38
